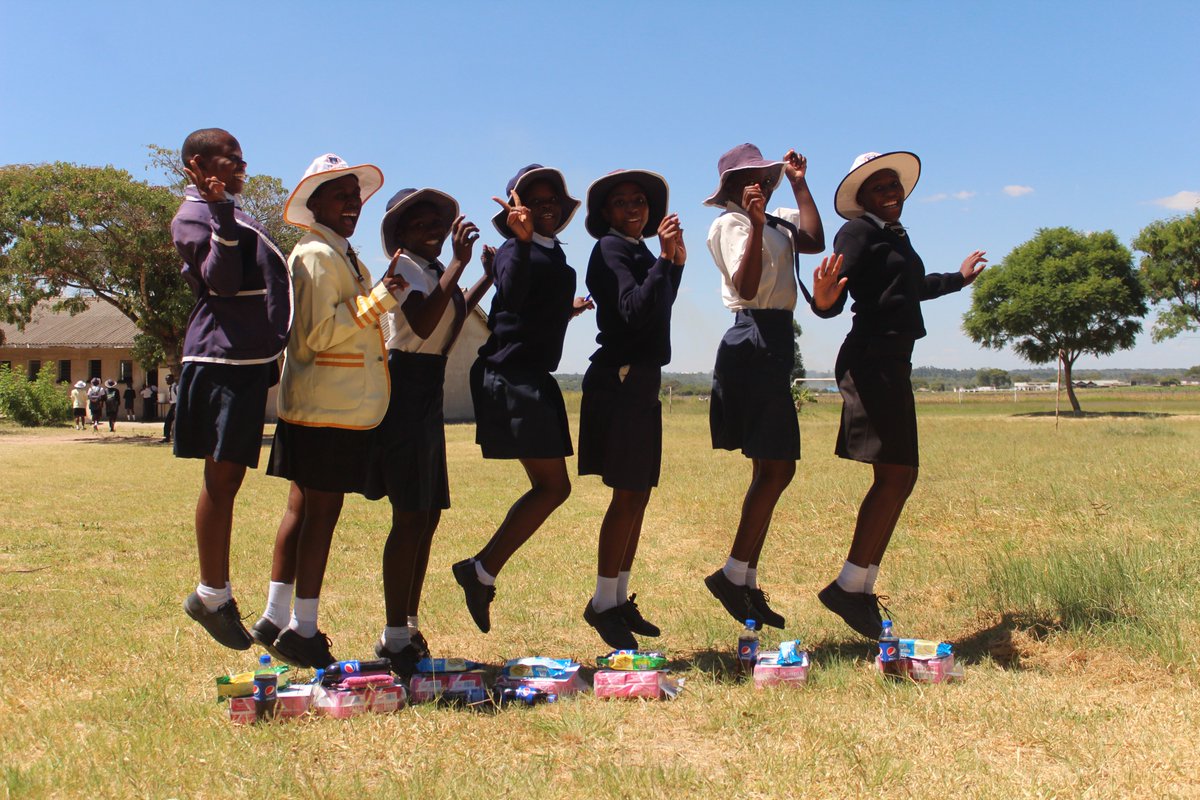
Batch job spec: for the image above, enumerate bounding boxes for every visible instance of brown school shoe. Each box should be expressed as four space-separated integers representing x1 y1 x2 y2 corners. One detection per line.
583 600 638 650
818 580 882 640
618 593 661 637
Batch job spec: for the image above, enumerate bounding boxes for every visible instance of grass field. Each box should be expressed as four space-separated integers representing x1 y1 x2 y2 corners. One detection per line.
2 388 1199 798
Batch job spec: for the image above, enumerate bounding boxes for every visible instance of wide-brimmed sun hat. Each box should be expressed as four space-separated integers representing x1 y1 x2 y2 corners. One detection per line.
103 379 116 388
284 153 384 231
380 188 459 258
491 164 580 239
702 143 785 208
73 380 86 389
834 151 921 220
584 169 669 239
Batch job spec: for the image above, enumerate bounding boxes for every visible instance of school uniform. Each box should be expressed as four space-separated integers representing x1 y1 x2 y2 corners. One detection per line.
471 233 576 460
268 222 403 493
814 213 966 467
170 186 292 467
706 204 803 461
363 253 467 509
578 232 683 490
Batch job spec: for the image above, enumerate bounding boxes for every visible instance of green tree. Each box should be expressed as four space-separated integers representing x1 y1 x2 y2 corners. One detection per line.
963 227 1146 414
0 363 71 426
1132 209 1200 341
791 319 806 382
975 367 1012 388
0 162 192 370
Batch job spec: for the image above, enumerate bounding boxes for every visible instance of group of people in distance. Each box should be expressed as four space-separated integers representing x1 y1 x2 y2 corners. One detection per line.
171 127 986 674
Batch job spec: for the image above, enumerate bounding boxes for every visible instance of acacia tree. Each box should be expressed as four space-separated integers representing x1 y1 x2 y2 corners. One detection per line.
1132 209 1200 341
963 227 1146 414
0 162 192 369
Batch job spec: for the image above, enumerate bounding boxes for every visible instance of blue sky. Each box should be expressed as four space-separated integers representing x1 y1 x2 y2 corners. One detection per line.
3 1 1197 373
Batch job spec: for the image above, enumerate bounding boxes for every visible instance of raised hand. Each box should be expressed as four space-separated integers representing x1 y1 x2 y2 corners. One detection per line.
451 215 480 263
492 190 533 242
658 213 685 264
383 268 410 298
571 295 595 317
783 149 808 185
812 253 847 311
480 244 497 279
183 155 226 202
741 184 766 227
960 250 988 285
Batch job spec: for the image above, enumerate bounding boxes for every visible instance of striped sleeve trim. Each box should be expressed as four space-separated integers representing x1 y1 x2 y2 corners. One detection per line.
211 233 239 247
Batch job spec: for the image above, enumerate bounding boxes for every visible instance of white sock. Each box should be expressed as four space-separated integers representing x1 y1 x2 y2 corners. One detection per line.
745 567 758 589
196 581 232 611
474 560 495 586
836 561 869 593
616 571 631 604
722 557 749 586
382 625 411 650
264 581 293 628
407 615 419 630
592 575 620 613
289 596 319 638
865 565 880 594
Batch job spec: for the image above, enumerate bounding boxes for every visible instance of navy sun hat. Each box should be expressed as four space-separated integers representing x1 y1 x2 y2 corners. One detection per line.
584 169 669 240
380 188 459 257
490 164 580 239
702 143 785 208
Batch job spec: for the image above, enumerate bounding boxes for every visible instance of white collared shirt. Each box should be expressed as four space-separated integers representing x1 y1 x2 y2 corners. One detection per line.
707 204 801 311
383 252 466 355
531 232 559 249
608 227 643 245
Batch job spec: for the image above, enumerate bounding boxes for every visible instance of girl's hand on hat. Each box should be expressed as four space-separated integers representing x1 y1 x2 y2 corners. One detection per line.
452 215 480 264
184 156 227 202
493 191 533 243
658 214 686 266
571 295 595 317
812 253 848 311
959 250 987 285
741 185 766 227
480 245 497 279
783 150 808 184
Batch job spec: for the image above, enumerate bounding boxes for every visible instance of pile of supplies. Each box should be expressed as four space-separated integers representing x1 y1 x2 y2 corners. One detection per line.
220 656 406 724
408 657 488 706
752 640 810 688
593 650 683 700
875 620 963 683
494 657 587 704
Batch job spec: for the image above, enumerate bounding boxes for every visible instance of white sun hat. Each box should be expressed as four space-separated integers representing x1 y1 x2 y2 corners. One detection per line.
284 153 384 230
834 151 921 220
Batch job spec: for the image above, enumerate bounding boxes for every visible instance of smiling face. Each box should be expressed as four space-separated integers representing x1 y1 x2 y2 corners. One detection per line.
307 174 362 237
857 169 905 223
199 134 247 195
723 167 778 207
602 181 649 239
523 179 563 237
396 202 449 261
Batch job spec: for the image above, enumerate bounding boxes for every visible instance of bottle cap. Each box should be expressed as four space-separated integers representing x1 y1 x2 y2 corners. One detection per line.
259 654 271 665
745 619 756 628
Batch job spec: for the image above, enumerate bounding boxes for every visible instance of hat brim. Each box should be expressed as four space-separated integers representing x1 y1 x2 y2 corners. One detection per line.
380 188 460 258
74 381 86 388
834 152 921 220
284 164 385 230
491 167 581 239
702 162 784 208
584 170 669 239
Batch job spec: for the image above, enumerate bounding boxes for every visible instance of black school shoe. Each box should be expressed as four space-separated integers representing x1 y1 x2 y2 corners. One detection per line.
452 559 495 633
375 640 424 679
183 592 252 650
704 569 755 626
818 581 882 640
250 617 289 663
272 628 336 670
583 601 638 650
618 593 661 637
747 587 786 630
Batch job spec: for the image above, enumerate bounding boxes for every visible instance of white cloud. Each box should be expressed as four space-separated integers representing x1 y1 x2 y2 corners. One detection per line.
1003 185 1034 197
922 191 974 203
1151 191 1200 210
952 190 976 201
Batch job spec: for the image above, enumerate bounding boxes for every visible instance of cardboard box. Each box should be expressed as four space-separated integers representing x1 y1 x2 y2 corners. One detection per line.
366 684 406 713
409 670 488 704
495 663 588 697
277 686 314 719
875 654 963 683
753 650 809 688
313 687 369 719
228 696 257 725
593 669 681 700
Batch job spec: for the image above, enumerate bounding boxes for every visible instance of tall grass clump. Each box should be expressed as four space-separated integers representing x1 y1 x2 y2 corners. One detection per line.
0 363 70 426
984 542 1194 665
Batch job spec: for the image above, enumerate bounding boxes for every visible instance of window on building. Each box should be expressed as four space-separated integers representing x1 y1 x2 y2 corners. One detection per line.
89 360 102 381
58 360 72 383
28 360 42 381
119 360 133 384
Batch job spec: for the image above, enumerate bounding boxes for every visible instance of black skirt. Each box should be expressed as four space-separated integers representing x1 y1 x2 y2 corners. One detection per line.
710 309 800 461
834 336 918 467
471 359 573 460
267 418 376 494
578 363 662 491
174 361 274 468
363 351 450 510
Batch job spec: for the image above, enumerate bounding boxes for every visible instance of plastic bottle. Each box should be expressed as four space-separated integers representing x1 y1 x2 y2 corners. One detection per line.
878 619 903 679
252 654 278 721
737 619 759 676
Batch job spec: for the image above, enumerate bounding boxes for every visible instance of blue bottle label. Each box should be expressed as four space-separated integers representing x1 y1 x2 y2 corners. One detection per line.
879 641 899 661
738 638 758 662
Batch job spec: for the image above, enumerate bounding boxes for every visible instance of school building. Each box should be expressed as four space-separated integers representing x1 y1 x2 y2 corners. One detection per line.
0 298 490 422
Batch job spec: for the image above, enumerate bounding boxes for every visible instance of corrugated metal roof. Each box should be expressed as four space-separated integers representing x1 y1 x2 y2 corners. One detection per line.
0 298 138 348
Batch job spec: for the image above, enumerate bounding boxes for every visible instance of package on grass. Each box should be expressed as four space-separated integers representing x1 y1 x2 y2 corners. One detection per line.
876 638 963 684
495 657 588 697
228 685 314 724
409 670 488 704
595 650 667 671
594 669 683 700
216 664 290 699
312 681 407 718
753 641 809 688
413 657 482 674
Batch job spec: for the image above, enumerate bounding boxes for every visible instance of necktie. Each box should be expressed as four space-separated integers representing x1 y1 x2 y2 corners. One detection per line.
884 222 907 238
346 245 363 280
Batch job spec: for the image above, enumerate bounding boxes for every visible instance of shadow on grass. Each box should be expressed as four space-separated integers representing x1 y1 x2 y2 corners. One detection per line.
665 648 746 684
1012 410 1172 419
950 611 1063 670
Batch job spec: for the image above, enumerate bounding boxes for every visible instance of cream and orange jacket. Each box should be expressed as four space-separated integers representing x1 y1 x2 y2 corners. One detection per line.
277 223 406 429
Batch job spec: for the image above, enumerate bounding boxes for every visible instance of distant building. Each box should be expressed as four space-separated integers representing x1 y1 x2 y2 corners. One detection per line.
0 298 490 422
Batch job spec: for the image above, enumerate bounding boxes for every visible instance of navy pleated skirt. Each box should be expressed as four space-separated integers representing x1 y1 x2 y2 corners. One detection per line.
578 362 663 491
709 309 800 461
470 359 573 460
833 335 919 467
